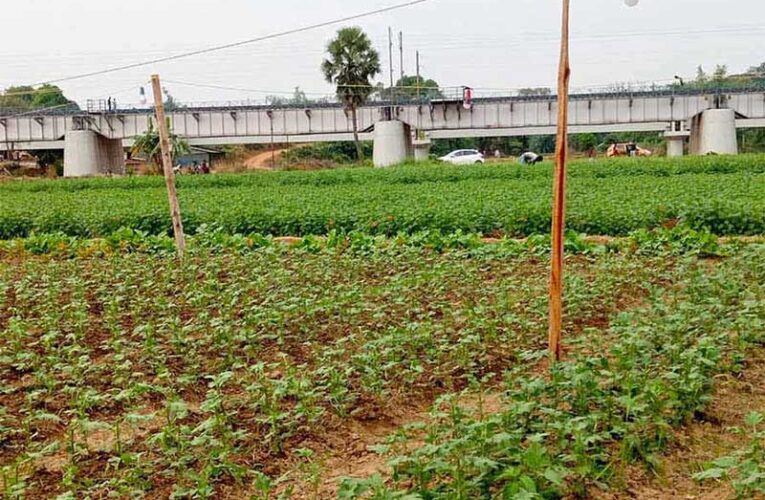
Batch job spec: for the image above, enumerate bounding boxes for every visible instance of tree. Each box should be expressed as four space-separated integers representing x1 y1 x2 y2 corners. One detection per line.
713 64 728 83
266 86 320 106
747 61 765 76
571 133 598 152
376 75 443 101
131 119 190 174
163 87 183 112
31 85 73 109
695 65 708 86
0 84 77 112
321 27 381 161
0 86 35 109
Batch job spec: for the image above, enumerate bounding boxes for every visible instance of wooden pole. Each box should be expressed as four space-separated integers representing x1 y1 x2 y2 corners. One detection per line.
549 0 571 363
151 74 186 258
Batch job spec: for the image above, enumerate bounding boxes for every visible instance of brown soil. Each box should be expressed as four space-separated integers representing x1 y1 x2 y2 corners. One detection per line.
278 392 504 499
243 149 287 170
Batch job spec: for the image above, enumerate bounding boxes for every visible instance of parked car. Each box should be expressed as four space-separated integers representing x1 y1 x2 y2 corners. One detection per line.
438 149 485 165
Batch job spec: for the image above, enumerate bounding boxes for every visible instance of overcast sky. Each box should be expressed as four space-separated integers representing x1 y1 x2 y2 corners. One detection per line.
2 0 764 106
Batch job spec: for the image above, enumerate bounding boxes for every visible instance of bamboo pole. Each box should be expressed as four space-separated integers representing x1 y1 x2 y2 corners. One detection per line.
151 74 186 258
549 0 571 363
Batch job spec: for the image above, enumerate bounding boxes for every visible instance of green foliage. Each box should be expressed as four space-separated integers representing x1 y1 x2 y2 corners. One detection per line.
321 27 380 109
31 84 74 109
0 227 684 497
738 128 765 154
694 412 765 497
0 84 78 112
675 61 765 92
280 141 373 166
322 27 381 160
376 74 443 101
629 225 722 257
35 149 64 174
2 155 765 240
356 246 765 498
266 87 329 107
0 85 35 109
130 119 190 172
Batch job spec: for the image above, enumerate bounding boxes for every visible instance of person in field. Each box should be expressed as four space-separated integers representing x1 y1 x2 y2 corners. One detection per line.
518 152 544 165
607 143 652 157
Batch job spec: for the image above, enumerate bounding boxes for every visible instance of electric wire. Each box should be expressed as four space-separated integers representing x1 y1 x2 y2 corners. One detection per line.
30 0 432 86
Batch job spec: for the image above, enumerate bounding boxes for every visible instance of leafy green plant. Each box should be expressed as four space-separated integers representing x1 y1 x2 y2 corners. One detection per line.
131 118 190 174
2 155 765 239
693 412 765 497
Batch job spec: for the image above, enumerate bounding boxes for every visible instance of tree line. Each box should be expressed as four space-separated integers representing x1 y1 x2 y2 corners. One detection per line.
0 84 78 113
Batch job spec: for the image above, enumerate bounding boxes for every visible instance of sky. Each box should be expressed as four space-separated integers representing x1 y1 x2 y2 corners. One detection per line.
1 0 764 107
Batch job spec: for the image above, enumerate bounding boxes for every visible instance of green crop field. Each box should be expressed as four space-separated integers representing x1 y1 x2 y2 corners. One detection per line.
1 229 765 498
2 155 765 498
1 155 764 239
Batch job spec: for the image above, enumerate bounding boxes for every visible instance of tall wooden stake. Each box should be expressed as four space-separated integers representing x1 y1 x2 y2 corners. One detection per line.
151 74 186 258
549 0 571 363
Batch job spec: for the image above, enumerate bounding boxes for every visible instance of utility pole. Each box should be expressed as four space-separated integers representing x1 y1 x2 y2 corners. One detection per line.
388 27 395 97
399 31 404 81
416 50 422 132
151 74 186 258
416 50 421 101
548 0 571 363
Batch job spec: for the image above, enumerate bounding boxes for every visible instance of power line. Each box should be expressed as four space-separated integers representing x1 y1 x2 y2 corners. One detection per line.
32 0 433 87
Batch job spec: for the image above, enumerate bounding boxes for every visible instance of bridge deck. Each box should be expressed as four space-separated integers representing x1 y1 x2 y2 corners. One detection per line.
2 88 765 150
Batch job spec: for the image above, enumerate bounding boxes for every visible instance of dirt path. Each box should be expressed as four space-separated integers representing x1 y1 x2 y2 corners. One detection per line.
243 149 287 170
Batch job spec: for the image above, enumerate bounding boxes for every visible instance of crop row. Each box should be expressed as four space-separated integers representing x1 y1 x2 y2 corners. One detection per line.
348 245 765 498
0 243 675 497
2 156 764 239
3 155 764 194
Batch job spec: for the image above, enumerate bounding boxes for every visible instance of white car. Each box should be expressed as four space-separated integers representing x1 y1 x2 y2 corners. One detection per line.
438 149 485 165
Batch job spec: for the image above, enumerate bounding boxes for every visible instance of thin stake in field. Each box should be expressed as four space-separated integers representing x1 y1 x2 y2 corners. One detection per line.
548 0 571 363
548 0 641 362
151 74 186 257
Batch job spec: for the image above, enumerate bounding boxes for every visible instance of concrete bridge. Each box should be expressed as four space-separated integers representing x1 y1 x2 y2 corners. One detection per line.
2 87 764 173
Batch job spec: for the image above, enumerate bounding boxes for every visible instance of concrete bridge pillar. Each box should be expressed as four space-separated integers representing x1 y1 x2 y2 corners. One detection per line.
666 138 684 157
664 131 688 157
413 137 432 162
64 130 125 177
373 121 413 167
689 109 738 156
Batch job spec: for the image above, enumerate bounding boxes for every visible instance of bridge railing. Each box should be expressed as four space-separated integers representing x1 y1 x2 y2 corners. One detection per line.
7 81 765 118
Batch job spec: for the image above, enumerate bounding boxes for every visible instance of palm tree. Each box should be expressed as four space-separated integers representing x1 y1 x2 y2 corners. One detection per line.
131 119 189 174
321 27 380 161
